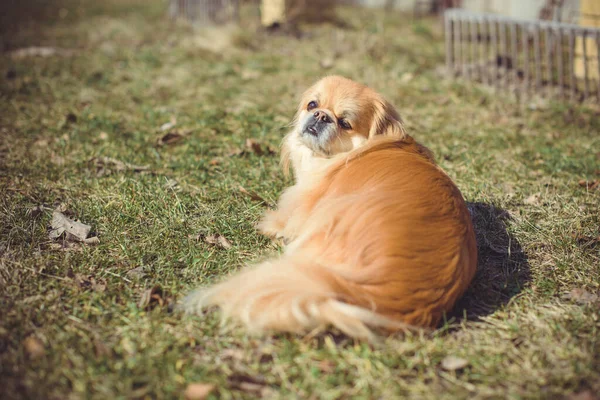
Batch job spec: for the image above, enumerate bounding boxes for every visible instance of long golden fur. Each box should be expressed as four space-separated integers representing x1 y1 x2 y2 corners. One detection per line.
184 76 477 340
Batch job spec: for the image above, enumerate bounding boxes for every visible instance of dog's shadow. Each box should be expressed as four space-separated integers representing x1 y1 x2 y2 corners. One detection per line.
449 202 531 322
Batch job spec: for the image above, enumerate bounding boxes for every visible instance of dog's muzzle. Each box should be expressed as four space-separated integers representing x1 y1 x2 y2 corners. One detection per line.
303 110 333 136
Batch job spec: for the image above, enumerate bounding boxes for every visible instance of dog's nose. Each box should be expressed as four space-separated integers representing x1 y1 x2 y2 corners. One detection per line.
313 110 332 124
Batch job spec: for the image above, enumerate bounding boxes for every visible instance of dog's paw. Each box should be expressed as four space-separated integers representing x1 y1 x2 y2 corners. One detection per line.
257 211 287 238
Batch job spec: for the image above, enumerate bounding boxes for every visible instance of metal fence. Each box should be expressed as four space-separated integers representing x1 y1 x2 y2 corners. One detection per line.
169 0 240 24
445 9 600 102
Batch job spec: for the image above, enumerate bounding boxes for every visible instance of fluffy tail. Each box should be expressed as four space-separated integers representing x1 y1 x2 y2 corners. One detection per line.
182 255 409 340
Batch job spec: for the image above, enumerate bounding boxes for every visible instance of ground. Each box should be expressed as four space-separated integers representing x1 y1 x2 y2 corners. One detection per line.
1 1 599 399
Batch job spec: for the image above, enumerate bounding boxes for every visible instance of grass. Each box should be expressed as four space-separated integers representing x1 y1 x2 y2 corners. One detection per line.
1 1 599 398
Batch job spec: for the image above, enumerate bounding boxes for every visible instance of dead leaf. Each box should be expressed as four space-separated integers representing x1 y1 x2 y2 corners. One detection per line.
156 130 189 146
227 148 246 157
73 274 107 292
320 57 334 69
246 138 264 156
9 46 76 59
578 179 599 190
89 156 150 176
564 288 599 305
126 266 145 279
204 234 232 249
440 355 468 371
138 285 172 310
84 236 100 245
239 186 268 205
184 383 215 400
209 158 221 166
523 193 541 206
49 211 92 242
228 373 268 395
160 117 177 132
228 141 275 158
23 336 45 359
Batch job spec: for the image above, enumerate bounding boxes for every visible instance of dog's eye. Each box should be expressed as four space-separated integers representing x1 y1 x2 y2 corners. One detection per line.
307 101 318 111
338 119 352 130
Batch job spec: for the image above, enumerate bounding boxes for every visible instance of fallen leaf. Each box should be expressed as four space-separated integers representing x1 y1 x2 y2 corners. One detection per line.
126 266 145 279
440 355 469 371
138 285 172 310
48 211 92 242
184 383 215 400
578 179 599 190
228 141 275 158
204 234 232 249
209 158 221 166
23 336 45 359
246 138 264 156
523 193 541 206
564 288 599 305
9 46 76 59
228 373 268 395
239 186 268 205
160 117 177 132
73 274 107 292
319 57 334 69
227 148 246 157
156 130 189 146
89 156 150 176
84 236 100 245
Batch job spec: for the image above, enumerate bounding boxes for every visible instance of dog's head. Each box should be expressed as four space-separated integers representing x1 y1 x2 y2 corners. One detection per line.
289 76 406 158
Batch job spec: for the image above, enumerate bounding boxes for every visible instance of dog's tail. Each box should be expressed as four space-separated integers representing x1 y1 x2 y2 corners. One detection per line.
183 255 410 340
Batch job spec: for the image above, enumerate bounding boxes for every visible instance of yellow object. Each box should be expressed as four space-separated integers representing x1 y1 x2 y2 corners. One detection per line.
575 0 600 81
261 0 287 27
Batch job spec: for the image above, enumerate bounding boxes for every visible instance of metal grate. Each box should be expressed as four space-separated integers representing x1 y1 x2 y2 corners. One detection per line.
169 0 240 24
445 8 600 102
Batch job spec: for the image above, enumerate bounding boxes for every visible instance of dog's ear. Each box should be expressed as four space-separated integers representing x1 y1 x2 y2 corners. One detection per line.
368 98 407 139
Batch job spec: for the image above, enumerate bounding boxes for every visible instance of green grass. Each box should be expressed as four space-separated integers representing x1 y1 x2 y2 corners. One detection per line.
1 1 599 399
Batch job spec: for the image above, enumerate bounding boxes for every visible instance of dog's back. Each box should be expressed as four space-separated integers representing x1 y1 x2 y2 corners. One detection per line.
184 138 477 339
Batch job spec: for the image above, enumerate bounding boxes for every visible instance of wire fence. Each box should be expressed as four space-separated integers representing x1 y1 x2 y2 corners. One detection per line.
169 0 240 24
445 8 600 102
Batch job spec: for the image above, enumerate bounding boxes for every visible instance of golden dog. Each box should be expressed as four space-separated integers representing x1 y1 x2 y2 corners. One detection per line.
184 76 477 340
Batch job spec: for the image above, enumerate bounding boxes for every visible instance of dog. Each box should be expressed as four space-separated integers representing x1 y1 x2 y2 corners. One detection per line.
184 76 477 340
